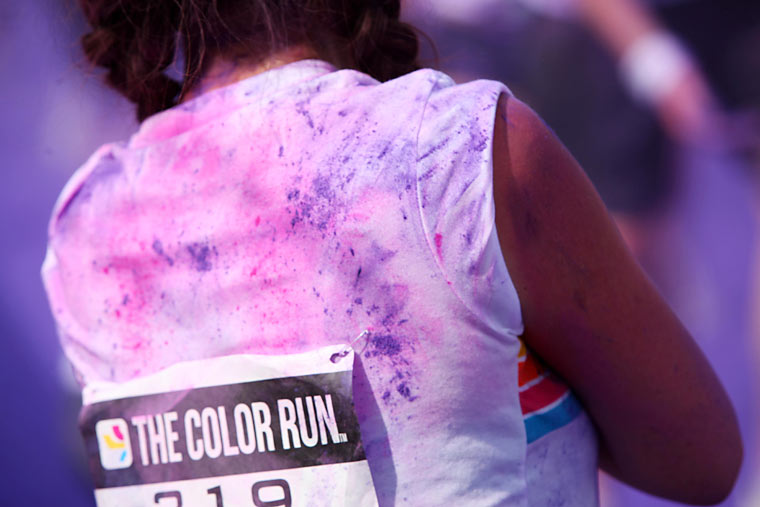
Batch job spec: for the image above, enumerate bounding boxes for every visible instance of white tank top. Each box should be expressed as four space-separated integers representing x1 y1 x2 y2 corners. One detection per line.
43 59 598 506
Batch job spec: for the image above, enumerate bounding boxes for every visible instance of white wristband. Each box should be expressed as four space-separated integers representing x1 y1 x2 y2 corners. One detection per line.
619 31 692 105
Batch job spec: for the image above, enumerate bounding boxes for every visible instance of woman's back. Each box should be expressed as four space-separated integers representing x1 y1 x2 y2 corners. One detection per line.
43 60 599 505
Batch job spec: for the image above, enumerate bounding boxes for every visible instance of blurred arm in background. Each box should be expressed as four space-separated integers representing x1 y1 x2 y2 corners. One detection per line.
572 0 760 154
524 0 720 144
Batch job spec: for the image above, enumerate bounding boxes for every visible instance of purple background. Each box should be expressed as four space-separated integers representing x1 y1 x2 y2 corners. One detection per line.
1 3 133 505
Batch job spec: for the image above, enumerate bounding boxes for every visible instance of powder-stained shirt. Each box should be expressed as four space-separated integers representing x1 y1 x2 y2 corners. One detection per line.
43 60 598 506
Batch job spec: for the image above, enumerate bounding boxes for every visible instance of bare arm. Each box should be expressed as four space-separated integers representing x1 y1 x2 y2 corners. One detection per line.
574 0 718 142
575 0 654 56
492 95 742 504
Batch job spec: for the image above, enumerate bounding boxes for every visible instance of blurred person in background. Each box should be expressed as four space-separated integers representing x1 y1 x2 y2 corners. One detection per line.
404 0 760 505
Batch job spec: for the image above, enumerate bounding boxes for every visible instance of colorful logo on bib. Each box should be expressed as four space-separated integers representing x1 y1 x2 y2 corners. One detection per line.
95 419 133 470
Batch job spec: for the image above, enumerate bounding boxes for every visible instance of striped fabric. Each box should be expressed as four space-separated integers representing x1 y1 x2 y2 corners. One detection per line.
517 340 582 443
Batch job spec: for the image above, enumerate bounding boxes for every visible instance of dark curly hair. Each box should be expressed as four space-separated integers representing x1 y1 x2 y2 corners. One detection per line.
78 0 427 122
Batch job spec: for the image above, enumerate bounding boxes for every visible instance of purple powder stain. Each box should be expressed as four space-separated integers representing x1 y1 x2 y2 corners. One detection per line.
396 382 418 401
377 143 391 160
151 239 175 266
295 100 315 129
417 137 450 162
371 242 396 263
297 200 314 221
468 120 489 152
311 175 334 201
186 242 216 272
366 334 401 357
285 176 341 232
417 165 439 182
380 298 405 328
470 136 488 153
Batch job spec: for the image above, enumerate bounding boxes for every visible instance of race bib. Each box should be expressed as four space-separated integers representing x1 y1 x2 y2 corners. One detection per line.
79 345 378 507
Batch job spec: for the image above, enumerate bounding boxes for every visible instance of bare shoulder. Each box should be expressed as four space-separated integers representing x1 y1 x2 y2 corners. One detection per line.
492 94 631 334
492 94 742 504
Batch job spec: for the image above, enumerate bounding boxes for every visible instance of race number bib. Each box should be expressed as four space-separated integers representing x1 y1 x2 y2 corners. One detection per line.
80 345 378 506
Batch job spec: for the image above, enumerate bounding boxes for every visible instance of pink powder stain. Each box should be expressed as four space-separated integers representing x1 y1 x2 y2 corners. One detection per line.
434 233 443 259
255 216 261 227
245 249 280 280
122 333 149 352
348 211 372 222
141 114 198 146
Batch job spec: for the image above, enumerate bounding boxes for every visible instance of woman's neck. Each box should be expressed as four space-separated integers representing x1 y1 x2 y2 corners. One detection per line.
181 45 322 102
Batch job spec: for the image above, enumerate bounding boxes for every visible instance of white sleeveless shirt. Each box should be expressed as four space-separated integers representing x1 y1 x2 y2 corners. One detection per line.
43 60 598 506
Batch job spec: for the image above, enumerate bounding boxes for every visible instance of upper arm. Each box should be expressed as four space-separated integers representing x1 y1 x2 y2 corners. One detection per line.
492 94 741 504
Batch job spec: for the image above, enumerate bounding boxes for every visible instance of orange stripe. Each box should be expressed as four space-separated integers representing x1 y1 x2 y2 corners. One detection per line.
518 341 527 360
